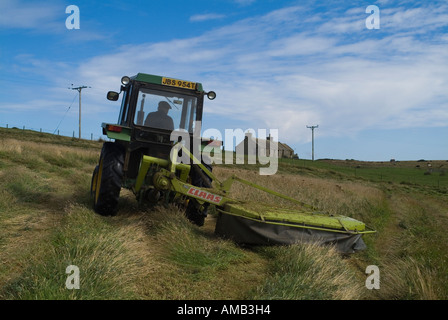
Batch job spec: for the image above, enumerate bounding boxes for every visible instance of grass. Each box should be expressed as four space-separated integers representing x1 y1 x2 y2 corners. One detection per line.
1 127 448 300
1 205 142 300
280 157 448 189
250 243 364 300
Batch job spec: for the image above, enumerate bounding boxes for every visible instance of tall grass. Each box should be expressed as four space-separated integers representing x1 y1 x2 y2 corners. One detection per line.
250 243 365 300
1 205 143 300
0 138 98 171
114 206 264 300
376 257 443 300
370 193 448 299
212 167 388 225
1 128 448 300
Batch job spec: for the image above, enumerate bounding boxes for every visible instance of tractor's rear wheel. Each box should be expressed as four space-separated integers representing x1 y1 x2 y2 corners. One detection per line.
92 142 124 216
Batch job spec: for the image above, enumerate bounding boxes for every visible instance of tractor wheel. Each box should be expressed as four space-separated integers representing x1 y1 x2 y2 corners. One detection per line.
185 162 213 226
92 142 124 216
90 165 99 195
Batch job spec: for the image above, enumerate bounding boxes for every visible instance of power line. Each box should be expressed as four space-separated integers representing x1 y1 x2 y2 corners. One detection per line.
53 92 78 134
306 125 319 161
69 85 91 139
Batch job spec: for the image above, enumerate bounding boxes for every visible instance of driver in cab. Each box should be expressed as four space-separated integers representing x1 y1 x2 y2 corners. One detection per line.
144 101 174 131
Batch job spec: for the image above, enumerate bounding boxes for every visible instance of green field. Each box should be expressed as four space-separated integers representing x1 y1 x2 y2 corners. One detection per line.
280 157 448 188
1 127 447 300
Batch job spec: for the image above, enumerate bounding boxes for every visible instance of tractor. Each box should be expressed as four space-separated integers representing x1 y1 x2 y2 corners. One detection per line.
91 73 375 253
91 73 217 226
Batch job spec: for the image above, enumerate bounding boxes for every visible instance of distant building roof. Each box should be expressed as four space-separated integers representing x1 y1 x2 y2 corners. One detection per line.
235 133 296 158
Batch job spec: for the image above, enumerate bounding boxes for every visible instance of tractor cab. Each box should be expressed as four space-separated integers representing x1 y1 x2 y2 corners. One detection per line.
102 73 216 180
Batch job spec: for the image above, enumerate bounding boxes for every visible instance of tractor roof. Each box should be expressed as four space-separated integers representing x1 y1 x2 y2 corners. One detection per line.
131 73 204 92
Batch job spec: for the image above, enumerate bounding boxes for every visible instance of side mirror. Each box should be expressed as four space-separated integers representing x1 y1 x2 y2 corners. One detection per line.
107 91 120 101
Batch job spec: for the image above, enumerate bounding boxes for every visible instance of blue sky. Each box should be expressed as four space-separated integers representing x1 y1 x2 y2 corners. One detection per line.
1 0 447 161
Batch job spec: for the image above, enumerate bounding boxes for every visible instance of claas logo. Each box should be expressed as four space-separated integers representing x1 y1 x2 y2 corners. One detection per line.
188 187 222 204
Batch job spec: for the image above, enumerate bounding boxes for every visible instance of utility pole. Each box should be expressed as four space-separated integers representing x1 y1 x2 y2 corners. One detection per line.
306 125 319 161
70 85 90 139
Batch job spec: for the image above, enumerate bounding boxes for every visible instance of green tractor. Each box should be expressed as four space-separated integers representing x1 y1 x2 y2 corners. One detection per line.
91 73 217 226
91 73 375 253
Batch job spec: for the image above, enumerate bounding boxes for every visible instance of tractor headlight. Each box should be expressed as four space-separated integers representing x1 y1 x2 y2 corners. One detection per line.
121 76 130 85
207 91 216 100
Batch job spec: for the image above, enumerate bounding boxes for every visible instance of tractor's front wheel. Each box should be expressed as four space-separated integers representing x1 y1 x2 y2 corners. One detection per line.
185 162 213 226
92 142 124 216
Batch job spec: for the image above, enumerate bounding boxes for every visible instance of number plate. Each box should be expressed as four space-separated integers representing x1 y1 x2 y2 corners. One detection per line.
161 77 196 90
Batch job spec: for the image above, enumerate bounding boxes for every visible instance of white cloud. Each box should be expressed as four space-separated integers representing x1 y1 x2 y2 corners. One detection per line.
0 0 60 30
268 34 338 57
4 2 448 147
381 5 448 32
0 0 107 41
233 0 256 6
189 13 226 22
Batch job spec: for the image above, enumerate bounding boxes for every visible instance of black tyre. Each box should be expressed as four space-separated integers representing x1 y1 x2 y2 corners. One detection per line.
189 162 213 188
185 162 213 226
90 165 99 196
92 142 124 216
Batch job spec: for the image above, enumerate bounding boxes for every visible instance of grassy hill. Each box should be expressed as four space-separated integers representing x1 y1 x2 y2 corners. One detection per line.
1 127 447 300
